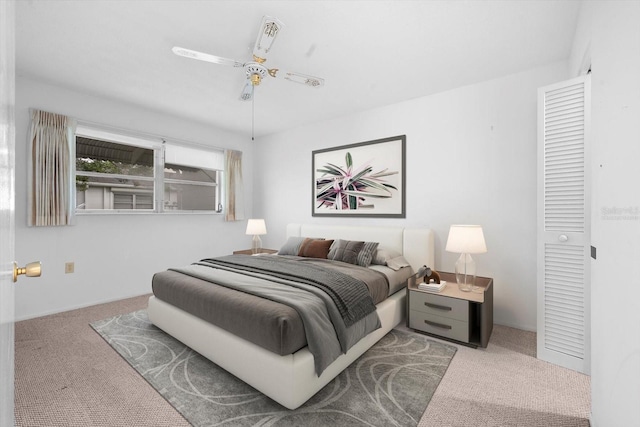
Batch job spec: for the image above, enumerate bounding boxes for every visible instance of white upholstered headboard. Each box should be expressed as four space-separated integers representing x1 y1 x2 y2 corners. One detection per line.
286 223 434 272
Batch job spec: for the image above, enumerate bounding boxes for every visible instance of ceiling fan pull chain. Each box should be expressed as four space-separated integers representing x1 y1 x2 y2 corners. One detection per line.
252 91 255 141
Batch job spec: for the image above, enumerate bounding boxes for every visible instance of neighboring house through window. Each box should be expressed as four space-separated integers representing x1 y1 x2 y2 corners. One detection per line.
75 124 223 213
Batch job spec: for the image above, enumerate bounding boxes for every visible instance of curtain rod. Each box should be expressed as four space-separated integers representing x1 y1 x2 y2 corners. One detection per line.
27 108 232 153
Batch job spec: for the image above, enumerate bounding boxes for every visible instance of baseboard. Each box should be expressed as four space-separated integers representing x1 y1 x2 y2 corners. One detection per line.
495 320 536 333
14 292 152 322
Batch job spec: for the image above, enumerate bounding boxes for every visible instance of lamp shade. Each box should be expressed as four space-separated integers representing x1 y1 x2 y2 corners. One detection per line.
445 225 487 254
246 219 267 236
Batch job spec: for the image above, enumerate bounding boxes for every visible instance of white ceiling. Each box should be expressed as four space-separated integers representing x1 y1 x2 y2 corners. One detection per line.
16 1 580 139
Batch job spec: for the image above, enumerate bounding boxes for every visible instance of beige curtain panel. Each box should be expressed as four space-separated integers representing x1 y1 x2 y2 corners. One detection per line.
224 149 245 222
28 109 76 226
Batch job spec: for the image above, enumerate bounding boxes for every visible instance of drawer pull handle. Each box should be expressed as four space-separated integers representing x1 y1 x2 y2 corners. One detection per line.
424 320 452 330
424 302 452 311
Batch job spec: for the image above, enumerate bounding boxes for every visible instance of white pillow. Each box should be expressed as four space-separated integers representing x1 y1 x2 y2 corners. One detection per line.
372 247 402 265
277 236 306 255
386 255 411 271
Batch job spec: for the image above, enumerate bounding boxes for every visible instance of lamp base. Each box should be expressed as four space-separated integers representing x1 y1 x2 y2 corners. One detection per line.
471 284 484 293
455 253 476 292
251 235 262 255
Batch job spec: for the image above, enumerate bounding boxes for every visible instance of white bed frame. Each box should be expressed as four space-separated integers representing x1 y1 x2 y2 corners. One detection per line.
147 223 434 409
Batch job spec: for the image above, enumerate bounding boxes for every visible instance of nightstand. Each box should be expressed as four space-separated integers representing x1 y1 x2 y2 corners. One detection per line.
232 248 278 255
406 272 493 348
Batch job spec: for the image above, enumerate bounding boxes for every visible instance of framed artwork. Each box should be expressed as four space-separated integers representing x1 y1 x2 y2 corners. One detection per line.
312 135 406 218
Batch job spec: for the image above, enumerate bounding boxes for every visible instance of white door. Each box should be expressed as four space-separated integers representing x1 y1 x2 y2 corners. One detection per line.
537 75 591 374
0 1 16 425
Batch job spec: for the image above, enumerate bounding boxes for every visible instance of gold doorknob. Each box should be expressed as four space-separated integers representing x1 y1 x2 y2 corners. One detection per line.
13 261 42 283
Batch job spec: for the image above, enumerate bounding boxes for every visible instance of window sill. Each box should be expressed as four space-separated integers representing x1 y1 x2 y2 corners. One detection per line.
75 210 224 215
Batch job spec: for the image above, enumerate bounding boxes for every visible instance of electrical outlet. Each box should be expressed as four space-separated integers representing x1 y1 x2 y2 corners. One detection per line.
65 262 74 274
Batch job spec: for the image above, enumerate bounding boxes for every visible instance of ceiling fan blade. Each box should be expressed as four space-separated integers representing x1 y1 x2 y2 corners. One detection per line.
239 80 254 101
172 46 244 68
271 69 325 88
252 16 284 62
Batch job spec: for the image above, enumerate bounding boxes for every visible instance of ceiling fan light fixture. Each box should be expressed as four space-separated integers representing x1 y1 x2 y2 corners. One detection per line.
245 63 267 86
240 81 254 101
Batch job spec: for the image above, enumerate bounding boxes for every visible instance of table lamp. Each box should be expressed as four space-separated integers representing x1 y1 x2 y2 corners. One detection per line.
246 219 267 254
445 225 487 292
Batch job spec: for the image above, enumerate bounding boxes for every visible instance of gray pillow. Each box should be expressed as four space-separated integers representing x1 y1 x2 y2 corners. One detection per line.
277 236 306 255
328 239 365 265
357 241 379 267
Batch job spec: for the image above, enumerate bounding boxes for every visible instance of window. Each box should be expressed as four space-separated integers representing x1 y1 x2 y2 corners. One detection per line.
76 137 155 211
75 124 223 213
163 143 223 212
164 164 219 211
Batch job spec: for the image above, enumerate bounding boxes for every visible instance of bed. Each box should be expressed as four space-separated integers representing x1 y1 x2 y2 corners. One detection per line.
147 223 434 409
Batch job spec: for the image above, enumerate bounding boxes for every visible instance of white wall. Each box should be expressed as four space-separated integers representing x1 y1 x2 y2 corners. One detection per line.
255 62 568 331
571 2 640 426
14 76 254 320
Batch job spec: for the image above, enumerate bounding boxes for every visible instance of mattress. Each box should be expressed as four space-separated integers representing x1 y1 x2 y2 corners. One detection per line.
151 255 412 357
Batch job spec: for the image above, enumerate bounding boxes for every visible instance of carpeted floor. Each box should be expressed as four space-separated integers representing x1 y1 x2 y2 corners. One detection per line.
15 294 591 426
415 324 591 426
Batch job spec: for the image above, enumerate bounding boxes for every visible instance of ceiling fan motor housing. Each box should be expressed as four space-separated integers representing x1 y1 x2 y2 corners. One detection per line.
245 63 267 85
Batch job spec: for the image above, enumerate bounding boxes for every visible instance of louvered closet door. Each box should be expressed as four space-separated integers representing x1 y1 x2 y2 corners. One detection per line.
537 75 590 374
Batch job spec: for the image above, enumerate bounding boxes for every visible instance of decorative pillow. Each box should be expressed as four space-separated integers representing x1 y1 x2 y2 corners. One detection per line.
372 247 402 265
328 239 365 265
298 238 334 259
277 236 307 255
386 255 411 271
356 241 379 267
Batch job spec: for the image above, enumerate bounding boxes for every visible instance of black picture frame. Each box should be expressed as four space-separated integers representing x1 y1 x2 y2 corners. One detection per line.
312 135 406 218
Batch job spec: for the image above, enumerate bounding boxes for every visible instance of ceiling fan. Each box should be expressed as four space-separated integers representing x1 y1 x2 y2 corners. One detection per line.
172 15 325 102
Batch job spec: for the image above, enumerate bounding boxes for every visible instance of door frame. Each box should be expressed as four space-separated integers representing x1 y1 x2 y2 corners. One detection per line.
0 1 16 425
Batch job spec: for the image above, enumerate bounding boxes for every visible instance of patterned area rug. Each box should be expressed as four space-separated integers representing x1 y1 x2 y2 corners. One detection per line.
91 310 456 427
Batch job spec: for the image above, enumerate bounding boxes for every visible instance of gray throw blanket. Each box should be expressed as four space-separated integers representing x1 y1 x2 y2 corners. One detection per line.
198 255 377 327
170 255 381 375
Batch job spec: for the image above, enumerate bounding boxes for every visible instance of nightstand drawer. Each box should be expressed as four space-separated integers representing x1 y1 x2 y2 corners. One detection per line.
409 310 470 343
409 291 469 322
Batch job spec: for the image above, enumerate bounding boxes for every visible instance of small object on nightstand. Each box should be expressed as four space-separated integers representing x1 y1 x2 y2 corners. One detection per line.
416 266 440 283
418 279 447 293
424 269 441 284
